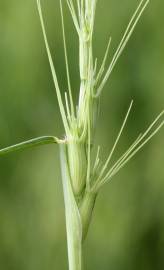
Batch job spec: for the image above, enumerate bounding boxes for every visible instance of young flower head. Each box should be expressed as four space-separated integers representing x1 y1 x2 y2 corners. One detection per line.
37 0 163 217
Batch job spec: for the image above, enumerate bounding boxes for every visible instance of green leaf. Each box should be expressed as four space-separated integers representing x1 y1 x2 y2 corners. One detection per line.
0 136 59 155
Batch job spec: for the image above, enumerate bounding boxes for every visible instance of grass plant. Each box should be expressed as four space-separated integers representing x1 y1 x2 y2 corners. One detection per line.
0 0 163 269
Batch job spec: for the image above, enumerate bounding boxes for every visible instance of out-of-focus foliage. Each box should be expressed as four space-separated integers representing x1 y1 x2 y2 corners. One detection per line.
0 0 163 269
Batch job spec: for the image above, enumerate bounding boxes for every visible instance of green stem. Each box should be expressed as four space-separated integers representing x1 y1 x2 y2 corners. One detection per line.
0 136 58 155
60 144 82 270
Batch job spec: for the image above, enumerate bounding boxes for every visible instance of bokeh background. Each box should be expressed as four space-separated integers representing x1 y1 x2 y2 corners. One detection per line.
0 0 164 269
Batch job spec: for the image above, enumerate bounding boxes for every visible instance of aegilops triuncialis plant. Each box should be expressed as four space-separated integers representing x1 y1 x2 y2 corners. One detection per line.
0 0 163 269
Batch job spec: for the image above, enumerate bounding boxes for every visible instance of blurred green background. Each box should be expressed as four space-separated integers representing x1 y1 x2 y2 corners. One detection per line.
0 0 164 269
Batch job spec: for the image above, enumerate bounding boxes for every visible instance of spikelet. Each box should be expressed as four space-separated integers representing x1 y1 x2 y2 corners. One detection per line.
67 137 87 196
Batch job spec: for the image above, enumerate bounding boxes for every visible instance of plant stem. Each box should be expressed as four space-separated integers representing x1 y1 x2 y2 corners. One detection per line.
60 144 82 270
